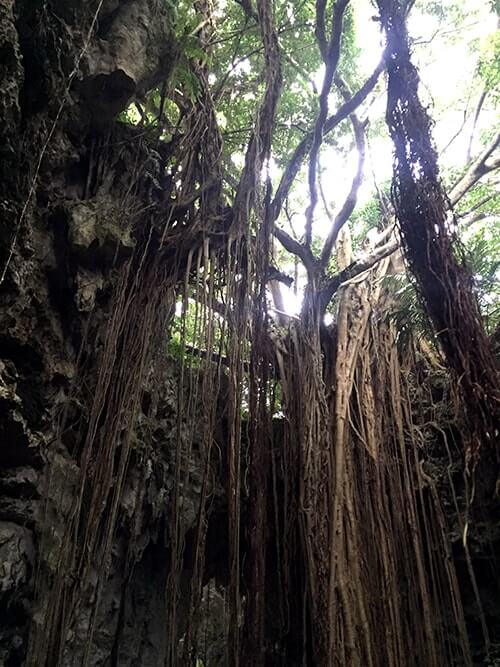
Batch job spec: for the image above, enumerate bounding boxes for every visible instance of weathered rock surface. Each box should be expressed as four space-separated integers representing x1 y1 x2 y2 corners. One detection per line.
0 2 221 664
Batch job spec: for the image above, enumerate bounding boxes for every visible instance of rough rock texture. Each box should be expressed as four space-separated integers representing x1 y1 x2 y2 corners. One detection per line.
80 0 177 123
0 521 34 664
0 2 222 664
51 362 223 667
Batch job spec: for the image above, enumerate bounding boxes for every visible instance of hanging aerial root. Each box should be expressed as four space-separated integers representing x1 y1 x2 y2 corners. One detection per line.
276 251 472 665
26 232 181 666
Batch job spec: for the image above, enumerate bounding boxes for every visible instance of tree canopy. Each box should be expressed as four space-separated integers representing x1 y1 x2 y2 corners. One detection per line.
121 0 499 331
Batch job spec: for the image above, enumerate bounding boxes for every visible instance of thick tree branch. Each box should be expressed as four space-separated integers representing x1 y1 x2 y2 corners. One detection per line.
315 0 328 60
271 56 384 223
305 0 350 246
466 87 488 163
319 120 365 267
461 211 489 227
449 131 500 206
319 238 398 309
273 227 317 272
377 0 500 469
234 0 259 22
320 74 366 267
267 265 294 287
457 189 498 220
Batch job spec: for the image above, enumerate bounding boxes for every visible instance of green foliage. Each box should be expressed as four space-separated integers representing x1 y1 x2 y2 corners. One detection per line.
121 0 499 340
455 179 500 219
349 189 390 252
478 30 500 99
207 0 324 169
462 218 500 332
383 274 433 346
167 298 204 362
337 5 362 91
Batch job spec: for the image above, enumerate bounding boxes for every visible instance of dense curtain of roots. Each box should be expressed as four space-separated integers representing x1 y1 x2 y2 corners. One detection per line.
25 3 491 665
27 233 180 665
27 184 474 667
275 251 471 666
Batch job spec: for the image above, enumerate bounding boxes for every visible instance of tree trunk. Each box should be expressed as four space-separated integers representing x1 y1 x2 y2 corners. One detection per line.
377 0 500 472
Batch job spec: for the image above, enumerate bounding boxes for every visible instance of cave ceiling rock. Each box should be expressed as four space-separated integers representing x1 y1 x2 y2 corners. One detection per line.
74 267 104 312
79 0 178 122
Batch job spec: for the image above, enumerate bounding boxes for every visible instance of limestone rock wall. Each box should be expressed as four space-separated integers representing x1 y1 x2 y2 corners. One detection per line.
0 3 221 664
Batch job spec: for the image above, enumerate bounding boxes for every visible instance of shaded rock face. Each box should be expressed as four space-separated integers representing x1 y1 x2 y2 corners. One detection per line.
0 521 35 664
0 2 224 665
81 0 176 123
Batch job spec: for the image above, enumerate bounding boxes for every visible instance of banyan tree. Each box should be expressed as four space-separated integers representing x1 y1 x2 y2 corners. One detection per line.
0 0 498 665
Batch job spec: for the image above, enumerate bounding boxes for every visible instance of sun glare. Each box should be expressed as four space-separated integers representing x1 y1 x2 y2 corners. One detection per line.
279 284 303 317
